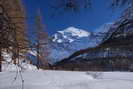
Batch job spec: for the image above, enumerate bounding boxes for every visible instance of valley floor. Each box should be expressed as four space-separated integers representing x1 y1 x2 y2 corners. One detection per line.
0 70 133 89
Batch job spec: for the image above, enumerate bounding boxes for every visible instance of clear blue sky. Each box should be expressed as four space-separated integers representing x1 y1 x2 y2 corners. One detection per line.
22 0 124 35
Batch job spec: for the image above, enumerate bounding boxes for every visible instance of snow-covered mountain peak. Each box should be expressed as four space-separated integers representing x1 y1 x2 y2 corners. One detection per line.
52 27 91 43
59 27 90 37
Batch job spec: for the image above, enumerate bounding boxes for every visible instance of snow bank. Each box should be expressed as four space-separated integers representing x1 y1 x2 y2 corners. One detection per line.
2 62 37 72
2 51 37 72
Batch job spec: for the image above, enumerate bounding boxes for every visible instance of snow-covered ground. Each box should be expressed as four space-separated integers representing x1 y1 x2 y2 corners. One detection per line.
0 70 133 89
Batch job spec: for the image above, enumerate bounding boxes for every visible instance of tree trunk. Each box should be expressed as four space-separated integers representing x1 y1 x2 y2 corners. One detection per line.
0 47 2 72
36 43 40 69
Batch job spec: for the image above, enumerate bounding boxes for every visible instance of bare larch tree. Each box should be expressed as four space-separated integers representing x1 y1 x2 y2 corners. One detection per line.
34 10 50 69
0 0 27 72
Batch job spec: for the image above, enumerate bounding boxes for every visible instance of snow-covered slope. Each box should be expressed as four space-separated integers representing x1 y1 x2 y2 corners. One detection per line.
94 23 113 33
1 70 133 89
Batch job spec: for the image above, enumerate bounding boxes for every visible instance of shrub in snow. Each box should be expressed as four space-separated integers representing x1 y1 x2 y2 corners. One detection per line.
86 72 103 79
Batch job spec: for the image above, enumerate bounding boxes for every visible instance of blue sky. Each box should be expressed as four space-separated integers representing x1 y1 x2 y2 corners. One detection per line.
22 0 124 35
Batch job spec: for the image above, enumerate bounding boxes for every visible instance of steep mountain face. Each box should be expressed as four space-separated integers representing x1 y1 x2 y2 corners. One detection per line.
121 6 133 19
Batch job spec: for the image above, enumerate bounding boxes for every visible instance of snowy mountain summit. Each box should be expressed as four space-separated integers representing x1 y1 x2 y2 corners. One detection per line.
49 25 114 63
52 27 91 43
48 27 91 63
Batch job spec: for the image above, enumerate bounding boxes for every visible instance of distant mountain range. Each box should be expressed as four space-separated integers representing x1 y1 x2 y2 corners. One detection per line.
28 10 133 65
52 17 133 71
48 24 113 63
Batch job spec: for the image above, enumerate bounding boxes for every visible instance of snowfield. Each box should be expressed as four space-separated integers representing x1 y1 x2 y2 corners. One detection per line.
0 70 133 89
1 55 133 89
